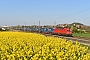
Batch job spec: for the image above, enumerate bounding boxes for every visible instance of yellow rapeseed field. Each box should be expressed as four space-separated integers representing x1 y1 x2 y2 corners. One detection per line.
0 32 90 60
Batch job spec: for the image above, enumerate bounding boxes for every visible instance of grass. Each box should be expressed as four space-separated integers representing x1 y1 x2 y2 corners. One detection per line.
73 33 90 38
88 46 90 50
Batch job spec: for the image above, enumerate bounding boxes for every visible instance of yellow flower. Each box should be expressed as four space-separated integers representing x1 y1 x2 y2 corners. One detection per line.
0 32 90 60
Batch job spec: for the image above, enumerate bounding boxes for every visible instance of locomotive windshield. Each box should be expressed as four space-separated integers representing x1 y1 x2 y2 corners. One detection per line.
67 28 71 31
56 27 64 29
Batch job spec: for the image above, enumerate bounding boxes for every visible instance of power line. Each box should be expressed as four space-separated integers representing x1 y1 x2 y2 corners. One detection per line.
54 8 90 20
74 16 90 21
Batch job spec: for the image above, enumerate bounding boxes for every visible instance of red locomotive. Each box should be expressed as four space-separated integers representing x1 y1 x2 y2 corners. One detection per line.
53 27 72 36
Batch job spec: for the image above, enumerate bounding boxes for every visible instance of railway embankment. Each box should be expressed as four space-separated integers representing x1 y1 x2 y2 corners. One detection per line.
44 34 90 46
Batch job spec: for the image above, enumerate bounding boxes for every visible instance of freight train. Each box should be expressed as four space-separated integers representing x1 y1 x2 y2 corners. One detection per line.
19 27 72 36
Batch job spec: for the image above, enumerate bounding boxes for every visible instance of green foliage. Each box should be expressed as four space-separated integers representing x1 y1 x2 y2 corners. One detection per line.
72 28 85 33
72 29 79 33
73 33 90 38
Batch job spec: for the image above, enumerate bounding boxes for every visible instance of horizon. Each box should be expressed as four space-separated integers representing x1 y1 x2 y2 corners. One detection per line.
0 21 89 26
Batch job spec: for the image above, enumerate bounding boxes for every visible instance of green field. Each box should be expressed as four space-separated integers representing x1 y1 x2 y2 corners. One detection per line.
73 33 90 38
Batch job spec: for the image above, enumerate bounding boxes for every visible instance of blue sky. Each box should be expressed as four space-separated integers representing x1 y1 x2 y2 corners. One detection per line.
0 0 90 26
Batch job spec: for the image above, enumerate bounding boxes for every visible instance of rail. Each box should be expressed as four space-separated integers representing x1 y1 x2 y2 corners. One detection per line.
44 34 90 46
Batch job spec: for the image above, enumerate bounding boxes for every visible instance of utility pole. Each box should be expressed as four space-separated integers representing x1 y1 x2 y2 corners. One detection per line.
24 23 26 31
39 21 40 33
19 24 20 31
34 23 35 28
54 21 56 27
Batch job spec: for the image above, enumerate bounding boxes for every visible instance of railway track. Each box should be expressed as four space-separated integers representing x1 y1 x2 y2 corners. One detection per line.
44 34 90 46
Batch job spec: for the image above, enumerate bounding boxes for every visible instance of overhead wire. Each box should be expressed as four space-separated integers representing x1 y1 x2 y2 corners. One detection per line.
53 8 90 20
